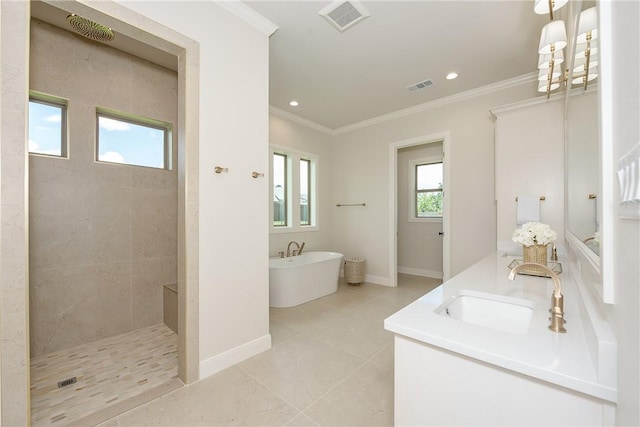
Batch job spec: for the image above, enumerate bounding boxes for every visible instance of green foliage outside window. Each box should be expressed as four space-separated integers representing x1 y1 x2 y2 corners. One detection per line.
417 185 443 217
415 161 443 218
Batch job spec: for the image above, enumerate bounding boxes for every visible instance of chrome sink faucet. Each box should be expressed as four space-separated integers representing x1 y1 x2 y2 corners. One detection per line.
508 263 566 333
286 241 300 257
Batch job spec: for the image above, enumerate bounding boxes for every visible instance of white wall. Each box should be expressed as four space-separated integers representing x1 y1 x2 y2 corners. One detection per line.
397 143 443 278
112 0 272 376
494 99 565 254
269 113 334 256
330 83 538 282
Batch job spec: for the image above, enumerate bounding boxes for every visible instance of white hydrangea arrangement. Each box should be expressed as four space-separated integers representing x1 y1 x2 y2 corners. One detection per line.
512 222 557 247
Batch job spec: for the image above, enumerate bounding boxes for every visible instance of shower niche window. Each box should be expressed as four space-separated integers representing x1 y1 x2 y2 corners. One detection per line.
96 109 172 170
28 93 68 158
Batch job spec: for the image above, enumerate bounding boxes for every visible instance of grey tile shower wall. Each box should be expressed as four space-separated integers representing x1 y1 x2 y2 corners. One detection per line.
29 19 178 357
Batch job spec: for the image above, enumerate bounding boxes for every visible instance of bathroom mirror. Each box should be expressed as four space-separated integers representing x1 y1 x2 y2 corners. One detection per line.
565 0 616 304
566 89 599 254
565 1 600 257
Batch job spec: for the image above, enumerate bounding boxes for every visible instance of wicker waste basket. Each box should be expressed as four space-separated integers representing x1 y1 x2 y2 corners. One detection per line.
344 257 366 285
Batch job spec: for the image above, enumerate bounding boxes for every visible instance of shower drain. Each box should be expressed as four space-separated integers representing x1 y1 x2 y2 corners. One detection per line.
57 376 77 388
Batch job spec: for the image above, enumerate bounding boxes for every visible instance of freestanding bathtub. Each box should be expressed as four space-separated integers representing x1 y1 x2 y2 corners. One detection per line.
269 251 344 308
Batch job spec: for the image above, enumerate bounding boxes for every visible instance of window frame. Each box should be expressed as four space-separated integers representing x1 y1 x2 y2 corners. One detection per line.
95 107 172 170
408 157 444 223
270 145 319 233
28 91 69 159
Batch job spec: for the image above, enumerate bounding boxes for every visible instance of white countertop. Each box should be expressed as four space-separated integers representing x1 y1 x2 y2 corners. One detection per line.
384 252 617 403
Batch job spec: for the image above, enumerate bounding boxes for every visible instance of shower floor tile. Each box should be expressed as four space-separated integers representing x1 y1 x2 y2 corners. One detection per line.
30 323 180 426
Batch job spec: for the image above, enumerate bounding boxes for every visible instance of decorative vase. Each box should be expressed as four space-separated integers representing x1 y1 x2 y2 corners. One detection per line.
522 244 548 274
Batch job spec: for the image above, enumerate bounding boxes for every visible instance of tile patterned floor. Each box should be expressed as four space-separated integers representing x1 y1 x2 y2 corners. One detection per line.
103 274 441 427
30 323 179 426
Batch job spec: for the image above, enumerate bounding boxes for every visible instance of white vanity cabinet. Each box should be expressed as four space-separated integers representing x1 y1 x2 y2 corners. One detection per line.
395 336 614 426
385 253 617 426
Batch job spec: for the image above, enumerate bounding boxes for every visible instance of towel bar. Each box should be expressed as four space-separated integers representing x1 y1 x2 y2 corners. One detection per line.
515 196 545 201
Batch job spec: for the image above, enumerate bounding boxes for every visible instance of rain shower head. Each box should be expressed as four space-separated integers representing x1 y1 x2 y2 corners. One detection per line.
66 14 115 42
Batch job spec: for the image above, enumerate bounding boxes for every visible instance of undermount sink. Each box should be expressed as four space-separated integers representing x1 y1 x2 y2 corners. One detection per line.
436 290 534 334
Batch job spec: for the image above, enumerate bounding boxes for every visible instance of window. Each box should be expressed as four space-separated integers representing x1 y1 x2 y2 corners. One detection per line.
414 161 443 219
28 94 67 158
96 109 171 169
300 159 311 226
271 147 318 231
273 153 288 226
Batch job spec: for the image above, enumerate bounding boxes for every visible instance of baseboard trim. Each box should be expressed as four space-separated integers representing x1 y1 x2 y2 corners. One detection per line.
340 269 390 286
398 266 444 280
364 274 390 286
199 334 271 380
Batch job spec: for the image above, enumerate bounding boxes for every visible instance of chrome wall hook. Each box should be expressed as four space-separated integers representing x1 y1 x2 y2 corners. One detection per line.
252 172 264 178
214 166 228 174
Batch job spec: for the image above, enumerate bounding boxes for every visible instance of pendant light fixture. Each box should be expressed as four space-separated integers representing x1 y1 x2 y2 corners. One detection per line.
533 2 598 97
572 7 598 90
533 0 569 20
534 1 567 97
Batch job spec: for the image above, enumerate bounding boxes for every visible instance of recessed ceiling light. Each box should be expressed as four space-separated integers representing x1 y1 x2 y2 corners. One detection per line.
289 100 299 107
446 72 458 80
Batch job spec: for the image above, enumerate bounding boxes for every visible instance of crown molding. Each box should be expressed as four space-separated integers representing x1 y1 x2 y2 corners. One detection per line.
489 90 564 117
488 77 597 117
270 72 540 136
269 106 334 135
333 72 539 135
217 1 279 37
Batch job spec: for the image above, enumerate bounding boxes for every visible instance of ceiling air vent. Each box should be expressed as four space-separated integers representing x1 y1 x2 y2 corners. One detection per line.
407 79 435 92
319 1 371 33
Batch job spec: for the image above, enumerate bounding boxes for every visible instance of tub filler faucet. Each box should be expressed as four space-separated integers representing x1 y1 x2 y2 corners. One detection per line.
286 241 306 257
287 241 300 257
508 263 566 333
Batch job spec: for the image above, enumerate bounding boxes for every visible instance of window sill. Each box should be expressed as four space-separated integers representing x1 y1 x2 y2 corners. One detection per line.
271 225 319 234
29 152 68 160
408 217 443 224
